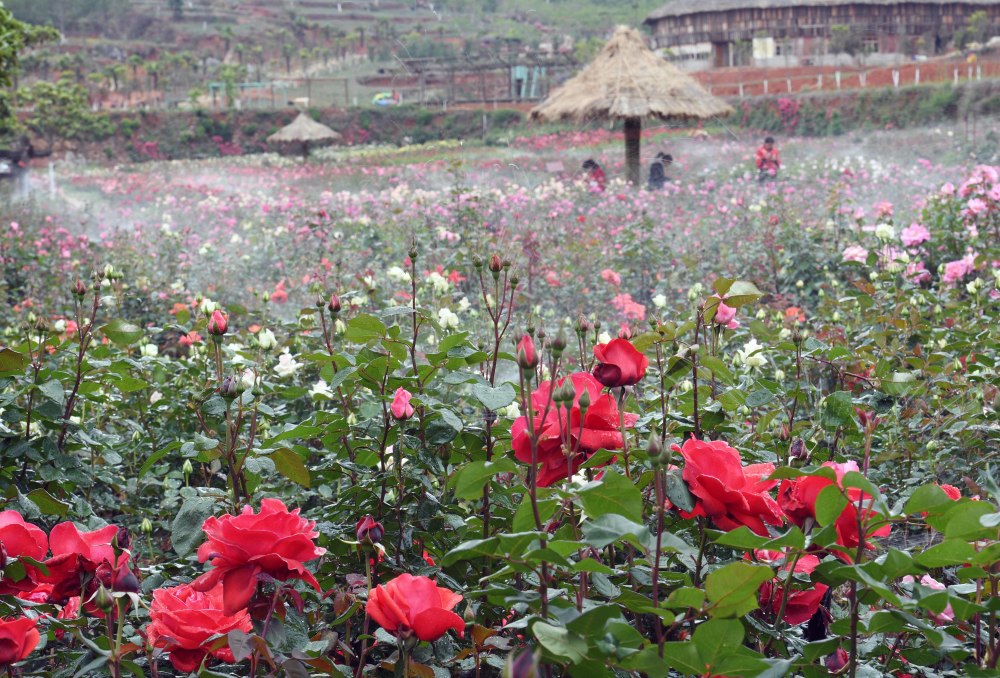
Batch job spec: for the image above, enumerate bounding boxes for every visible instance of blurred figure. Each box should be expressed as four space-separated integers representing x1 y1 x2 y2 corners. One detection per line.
755 136 780 182
582 158 606 192
647 152 673 190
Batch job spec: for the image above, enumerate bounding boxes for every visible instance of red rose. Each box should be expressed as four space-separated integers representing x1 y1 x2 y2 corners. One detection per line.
511 372 638 487
147 582 253 673
592 338 649 388
0 616 40 665
192 498 326 615
0 511 48 595
778 461 890 561
41 522 119 604
676 438 783 536
756 552 830 625
366 573 464 642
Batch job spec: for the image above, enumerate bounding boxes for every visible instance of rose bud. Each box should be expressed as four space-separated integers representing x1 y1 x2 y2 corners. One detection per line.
207 309 228 336
516 335 538 370
220 374 241 400
391 387 415 421
73 279 88 297
328 294 342 314
488 254 503 274
355 515 384 545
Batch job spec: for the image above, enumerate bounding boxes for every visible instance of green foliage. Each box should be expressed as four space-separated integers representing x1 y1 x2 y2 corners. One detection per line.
18 79 113 145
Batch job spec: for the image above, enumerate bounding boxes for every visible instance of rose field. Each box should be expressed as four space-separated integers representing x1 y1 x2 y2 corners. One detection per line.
0 123 997 678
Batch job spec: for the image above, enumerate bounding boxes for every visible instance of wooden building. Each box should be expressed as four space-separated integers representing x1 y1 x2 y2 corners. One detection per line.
643 0 1000 70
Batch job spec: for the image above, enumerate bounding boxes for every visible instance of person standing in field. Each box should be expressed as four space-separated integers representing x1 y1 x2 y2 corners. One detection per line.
582 159 606 192
647 152 673 190
755 136 780 182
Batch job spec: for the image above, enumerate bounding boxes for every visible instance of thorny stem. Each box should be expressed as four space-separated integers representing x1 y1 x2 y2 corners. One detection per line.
18 328 41 487
771 550 805 632
617 389 632 480
691 311 702 440
354 556 374 678
319 309 358 474
651 468 667 656
58 289 100 452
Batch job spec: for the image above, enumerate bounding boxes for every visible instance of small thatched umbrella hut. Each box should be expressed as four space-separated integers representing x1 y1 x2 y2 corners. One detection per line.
531 26 732 185
267 112 342 159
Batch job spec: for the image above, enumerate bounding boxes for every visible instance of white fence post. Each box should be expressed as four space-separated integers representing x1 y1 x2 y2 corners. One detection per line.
817 74 822 89
976 65 981 80
739 82 744 97
787 78 792 93
954 68 959 85
764 79 768 94
915 67 919 85
892 70 899 88
835 71 841 89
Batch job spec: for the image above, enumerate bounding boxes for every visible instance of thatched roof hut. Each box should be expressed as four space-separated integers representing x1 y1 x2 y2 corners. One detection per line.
267 112 342 159
531 26 732 184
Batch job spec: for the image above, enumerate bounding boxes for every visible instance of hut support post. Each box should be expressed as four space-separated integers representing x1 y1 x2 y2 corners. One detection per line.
624 117 641 186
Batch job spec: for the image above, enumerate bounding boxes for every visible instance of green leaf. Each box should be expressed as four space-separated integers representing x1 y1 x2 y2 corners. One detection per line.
705 562 773 618
814 484 848 527
451 459 517 500
113 376 148 393
532 622 588 664
904 484 953 515
345 315 386 343
139 442 181 479
693 618 745 667
38 379 65 406
724 280 764 307
470 382 516 411
665 469 696 512
620 647 673 678
269 447 311 488
821 391 856 430
581 514 653 551
659 642 705 676
26 489 69 516
171 497 217 557
0 348 28 373
943 501 996 541
578 470 642 523
100 318 143 346
665 587 705 610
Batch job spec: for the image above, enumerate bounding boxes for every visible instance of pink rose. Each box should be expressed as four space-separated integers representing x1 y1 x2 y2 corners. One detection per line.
391 387 415 420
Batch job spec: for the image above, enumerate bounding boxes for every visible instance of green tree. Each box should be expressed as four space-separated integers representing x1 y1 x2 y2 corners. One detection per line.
19 79 111 148
0 3 58 136
829 24 863 59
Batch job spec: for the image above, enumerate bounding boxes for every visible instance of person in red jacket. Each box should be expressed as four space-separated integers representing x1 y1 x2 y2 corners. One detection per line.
582 158 606 192
755 136 780 182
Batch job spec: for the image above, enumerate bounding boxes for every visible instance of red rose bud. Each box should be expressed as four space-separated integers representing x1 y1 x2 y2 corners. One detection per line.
72 279 88 297
488 254 503 274
328 294 342 314
592 338 649 388
355 515 384 545
516 335 538 369
207 309 228 336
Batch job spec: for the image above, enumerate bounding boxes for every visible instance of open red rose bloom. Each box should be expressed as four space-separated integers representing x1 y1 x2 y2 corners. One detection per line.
756 551 830 625
366 573 464 642
511 372 638 487
192 498 326 615
0 616 40 666
0 510 48 596
676 438 783 536
147 582 253 673
592 338 649 388
778 461 890 561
